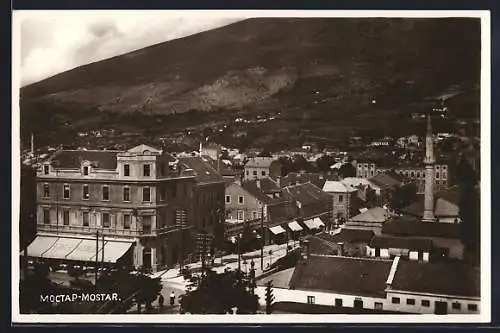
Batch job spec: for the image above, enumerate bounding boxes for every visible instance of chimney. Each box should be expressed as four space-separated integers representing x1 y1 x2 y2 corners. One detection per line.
30 133 34 156
338 242 345 256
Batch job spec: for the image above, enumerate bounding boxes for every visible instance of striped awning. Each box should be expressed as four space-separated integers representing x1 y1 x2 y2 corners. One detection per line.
20 236 58 257
313 217 325 228
269 225 286 235
21 235 133 263
288 221 303 232
303 219 318 229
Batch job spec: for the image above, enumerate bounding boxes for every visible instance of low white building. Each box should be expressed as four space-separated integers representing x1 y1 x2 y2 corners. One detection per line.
255 254 480 315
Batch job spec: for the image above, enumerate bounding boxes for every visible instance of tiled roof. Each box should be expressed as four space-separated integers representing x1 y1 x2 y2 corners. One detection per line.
350 207 390 223
402 185 465 218
330 229 374 243
290 255 393 298
280 172 327 189
368 173 402 189
50 150 119 170
322 181 357 193
177 156 224 184
382 216 461 239
245 157 277 168
258 177 280 193
369 235 433 251
284 182 331 205
202 155 237 177
241 180 274 204
341 177 377 189
391 260 480 297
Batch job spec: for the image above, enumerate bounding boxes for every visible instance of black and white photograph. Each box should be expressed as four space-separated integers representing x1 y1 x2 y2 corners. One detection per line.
12 10 490 323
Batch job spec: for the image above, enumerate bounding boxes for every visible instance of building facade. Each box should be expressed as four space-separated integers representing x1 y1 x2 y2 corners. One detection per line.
31 144 197 272
244 157 282 181
322 181 358 221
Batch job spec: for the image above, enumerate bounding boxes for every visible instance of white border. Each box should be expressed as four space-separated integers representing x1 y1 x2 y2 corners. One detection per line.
11 9 491 324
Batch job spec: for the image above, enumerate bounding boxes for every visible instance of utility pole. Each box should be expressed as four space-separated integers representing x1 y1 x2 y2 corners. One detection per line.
101 231 105 271
95 230 99 286
237 234 241 272
260 203 264 271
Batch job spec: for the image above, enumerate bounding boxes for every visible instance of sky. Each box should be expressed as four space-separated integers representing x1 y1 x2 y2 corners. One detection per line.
15 11 244 86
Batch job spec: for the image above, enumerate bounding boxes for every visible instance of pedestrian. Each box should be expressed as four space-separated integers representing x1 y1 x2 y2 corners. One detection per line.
158 294 164 309
170 291 175 306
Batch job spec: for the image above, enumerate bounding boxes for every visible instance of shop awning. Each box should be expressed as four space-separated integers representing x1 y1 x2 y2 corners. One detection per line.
303 219 318 229
288 221 303 232
43 238 83 259
313 217 325 228
89 241 134 263
66 239 100 262
20 236 58 257
269 225 286 235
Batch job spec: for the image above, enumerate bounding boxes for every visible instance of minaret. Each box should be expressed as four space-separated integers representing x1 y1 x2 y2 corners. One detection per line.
422 113 436 222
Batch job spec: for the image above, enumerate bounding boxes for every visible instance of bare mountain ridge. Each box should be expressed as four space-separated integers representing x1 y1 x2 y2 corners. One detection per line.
21 17 480 116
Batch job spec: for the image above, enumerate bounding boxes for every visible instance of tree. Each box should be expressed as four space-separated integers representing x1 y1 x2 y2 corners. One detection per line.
456 157 480 265
240 222 258 253
338 163 356 178
180 269 259 314
265 280 275 314
390 183 417 212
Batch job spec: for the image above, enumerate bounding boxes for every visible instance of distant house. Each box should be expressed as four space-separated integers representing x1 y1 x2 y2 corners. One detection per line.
322 181 358 221
367 235 432 262
343 207 391 235
244 157 282 181
329 228 375 257
279 172 327 189
382 215 464 260
255 255 480 314
282 182 332 225
201 143 222 161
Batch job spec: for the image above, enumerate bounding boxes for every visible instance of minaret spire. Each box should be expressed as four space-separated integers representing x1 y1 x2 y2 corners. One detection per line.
422 113 436 222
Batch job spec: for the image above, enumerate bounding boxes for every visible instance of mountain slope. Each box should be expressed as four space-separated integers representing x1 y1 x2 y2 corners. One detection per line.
20 17 481 146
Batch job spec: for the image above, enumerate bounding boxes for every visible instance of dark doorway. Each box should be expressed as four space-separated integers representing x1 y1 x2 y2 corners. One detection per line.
435 301 448 315
354 298 363 310
142 247 151 269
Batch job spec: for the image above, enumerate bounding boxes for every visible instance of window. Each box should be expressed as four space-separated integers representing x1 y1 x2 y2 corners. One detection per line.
421 300 430 307
261 171 266 176
335 298 343 307
143 187 151 202
307 296 315 304
225 195 231 204
237 210 244 221
238 196 244 204
246 170 249 176
452 302 461 310
442 172 447 179
43 165 49 175
374 302 383 310
43 209 50 224
102 185 110 201
82 184 89 200
124 164 130 176
468 304 478 312
43 183 50 198
436 172 440 179
252 211 258 219
63 184 70 199
123 187 130 202
406 298 415 305
142 215 152 233
338 195 344 203
143 164 151 177
123 214 131 229
392 297 400 304
253 170 257 176
410 171 415 178
82 211 89 227
102 213 110 228
63 210 70 225
83 166 89 175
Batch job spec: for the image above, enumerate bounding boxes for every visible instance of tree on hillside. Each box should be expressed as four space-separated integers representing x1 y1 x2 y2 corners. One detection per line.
338 163 356 178
180 269 259 314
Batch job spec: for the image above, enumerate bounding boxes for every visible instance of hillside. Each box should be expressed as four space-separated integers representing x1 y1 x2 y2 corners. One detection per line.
19 17 481 147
